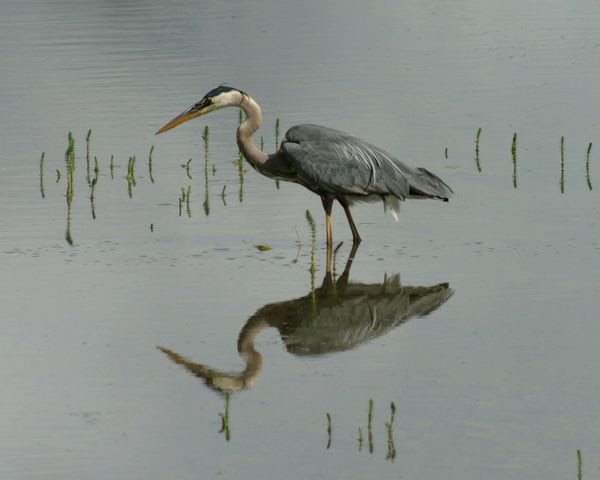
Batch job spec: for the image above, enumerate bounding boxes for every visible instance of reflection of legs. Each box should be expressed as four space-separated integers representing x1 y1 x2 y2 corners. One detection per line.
321 196 334 246
326 241 333 274
338 198 361 244
337 241 360 288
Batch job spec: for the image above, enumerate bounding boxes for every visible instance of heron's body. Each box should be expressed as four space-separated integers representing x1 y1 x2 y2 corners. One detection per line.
156 85 453 244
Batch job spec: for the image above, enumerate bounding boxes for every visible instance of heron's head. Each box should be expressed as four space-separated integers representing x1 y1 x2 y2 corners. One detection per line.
156 85 245 134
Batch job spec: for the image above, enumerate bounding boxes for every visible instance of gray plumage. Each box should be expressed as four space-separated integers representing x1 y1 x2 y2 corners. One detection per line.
280 124 452 201
156 86 453 243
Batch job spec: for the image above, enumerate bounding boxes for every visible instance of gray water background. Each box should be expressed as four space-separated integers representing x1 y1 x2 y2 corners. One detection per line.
1 0 599 478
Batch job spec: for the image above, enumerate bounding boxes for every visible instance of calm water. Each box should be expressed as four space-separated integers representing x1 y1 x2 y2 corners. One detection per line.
1 0 599 478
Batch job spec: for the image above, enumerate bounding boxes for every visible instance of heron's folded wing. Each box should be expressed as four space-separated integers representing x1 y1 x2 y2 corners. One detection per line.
281 124 411 199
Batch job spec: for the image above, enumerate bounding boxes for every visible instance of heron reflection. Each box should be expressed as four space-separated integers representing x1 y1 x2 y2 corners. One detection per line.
158 247 452 393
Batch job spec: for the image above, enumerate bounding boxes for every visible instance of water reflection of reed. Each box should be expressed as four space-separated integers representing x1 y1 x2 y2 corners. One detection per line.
65 132 75 245
560 136 565 194
511 132 518 189
39 152 46 199
475 127 482 172
585 143 592 191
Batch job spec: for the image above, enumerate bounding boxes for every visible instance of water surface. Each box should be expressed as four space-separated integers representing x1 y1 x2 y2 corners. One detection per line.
1 1 599 478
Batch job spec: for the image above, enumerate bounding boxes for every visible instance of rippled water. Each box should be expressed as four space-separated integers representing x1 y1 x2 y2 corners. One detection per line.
1 1 599 478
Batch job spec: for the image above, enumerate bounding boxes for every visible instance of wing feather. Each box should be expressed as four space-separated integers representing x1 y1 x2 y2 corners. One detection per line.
281 124 413 199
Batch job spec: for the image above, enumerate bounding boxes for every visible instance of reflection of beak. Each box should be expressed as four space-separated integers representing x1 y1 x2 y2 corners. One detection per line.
155 101 210 134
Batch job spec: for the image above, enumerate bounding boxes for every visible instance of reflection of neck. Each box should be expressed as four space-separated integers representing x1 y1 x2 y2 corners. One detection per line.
157 317 269 393
236 95 268 170
237 317 268 388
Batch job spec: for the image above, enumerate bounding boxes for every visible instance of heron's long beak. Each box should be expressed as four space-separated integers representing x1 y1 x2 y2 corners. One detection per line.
155 99 213 134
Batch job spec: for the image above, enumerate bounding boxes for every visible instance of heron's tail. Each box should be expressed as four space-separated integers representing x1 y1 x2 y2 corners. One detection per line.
409 168 453 201
383 196 401 222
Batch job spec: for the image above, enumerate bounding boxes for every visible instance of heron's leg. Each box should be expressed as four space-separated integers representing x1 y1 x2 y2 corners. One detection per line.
321 196 334 247
338 199 361 244
325 242 333 275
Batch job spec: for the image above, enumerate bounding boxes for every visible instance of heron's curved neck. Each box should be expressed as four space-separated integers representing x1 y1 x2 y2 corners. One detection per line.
236 95 268 168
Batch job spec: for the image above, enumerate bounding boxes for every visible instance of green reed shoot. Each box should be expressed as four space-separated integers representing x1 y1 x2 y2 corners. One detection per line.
236 115 247 200
560 136 565 193
90 177 97 220
326 413 332 449
89 156 99 219
65 132 75 246
357 427 364 451
586 142 592 191
367 398 374 454
39 152 45 199
56 169 61 183
306 209 317 322
184 158 192 179
385 402 397 461
274 118 280 189
65 132 75 172
203 125 210 216
444 147 448 160
127 155 136 198
475 127 482 172
148 145 155 183
577 449 582 480
511 133 518 188
179 186 191 217
85 129 92 186
220 185 227 206
332 241 344 277
238 163 245 203
260 136 264 151
306 209 317 273
109 155 115 179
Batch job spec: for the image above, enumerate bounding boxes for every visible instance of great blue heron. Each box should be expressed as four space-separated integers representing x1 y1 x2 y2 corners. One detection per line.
156 85 453 245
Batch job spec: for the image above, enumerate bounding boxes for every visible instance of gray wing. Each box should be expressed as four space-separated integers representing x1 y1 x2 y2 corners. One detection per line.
280 124 453 200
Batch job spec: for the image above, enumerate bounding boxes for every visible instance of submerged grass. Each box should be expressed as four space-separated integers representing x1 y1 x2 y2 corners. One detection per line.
385 402 397 461
90 156 99 219
65 132 75 245
367 398 374 454
179 186 191 217
182 158 192 179
148 145 155 183
560 136 565 194
586 142 592 191
85 129 92 186
203 125 210 216
511 133 518 189
326 413 332 449
109 154 115 179
127 155 136 198
274 118 281 189
475 127 482 172
306 209 317 322
219 392 231 442
39 152 45 199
